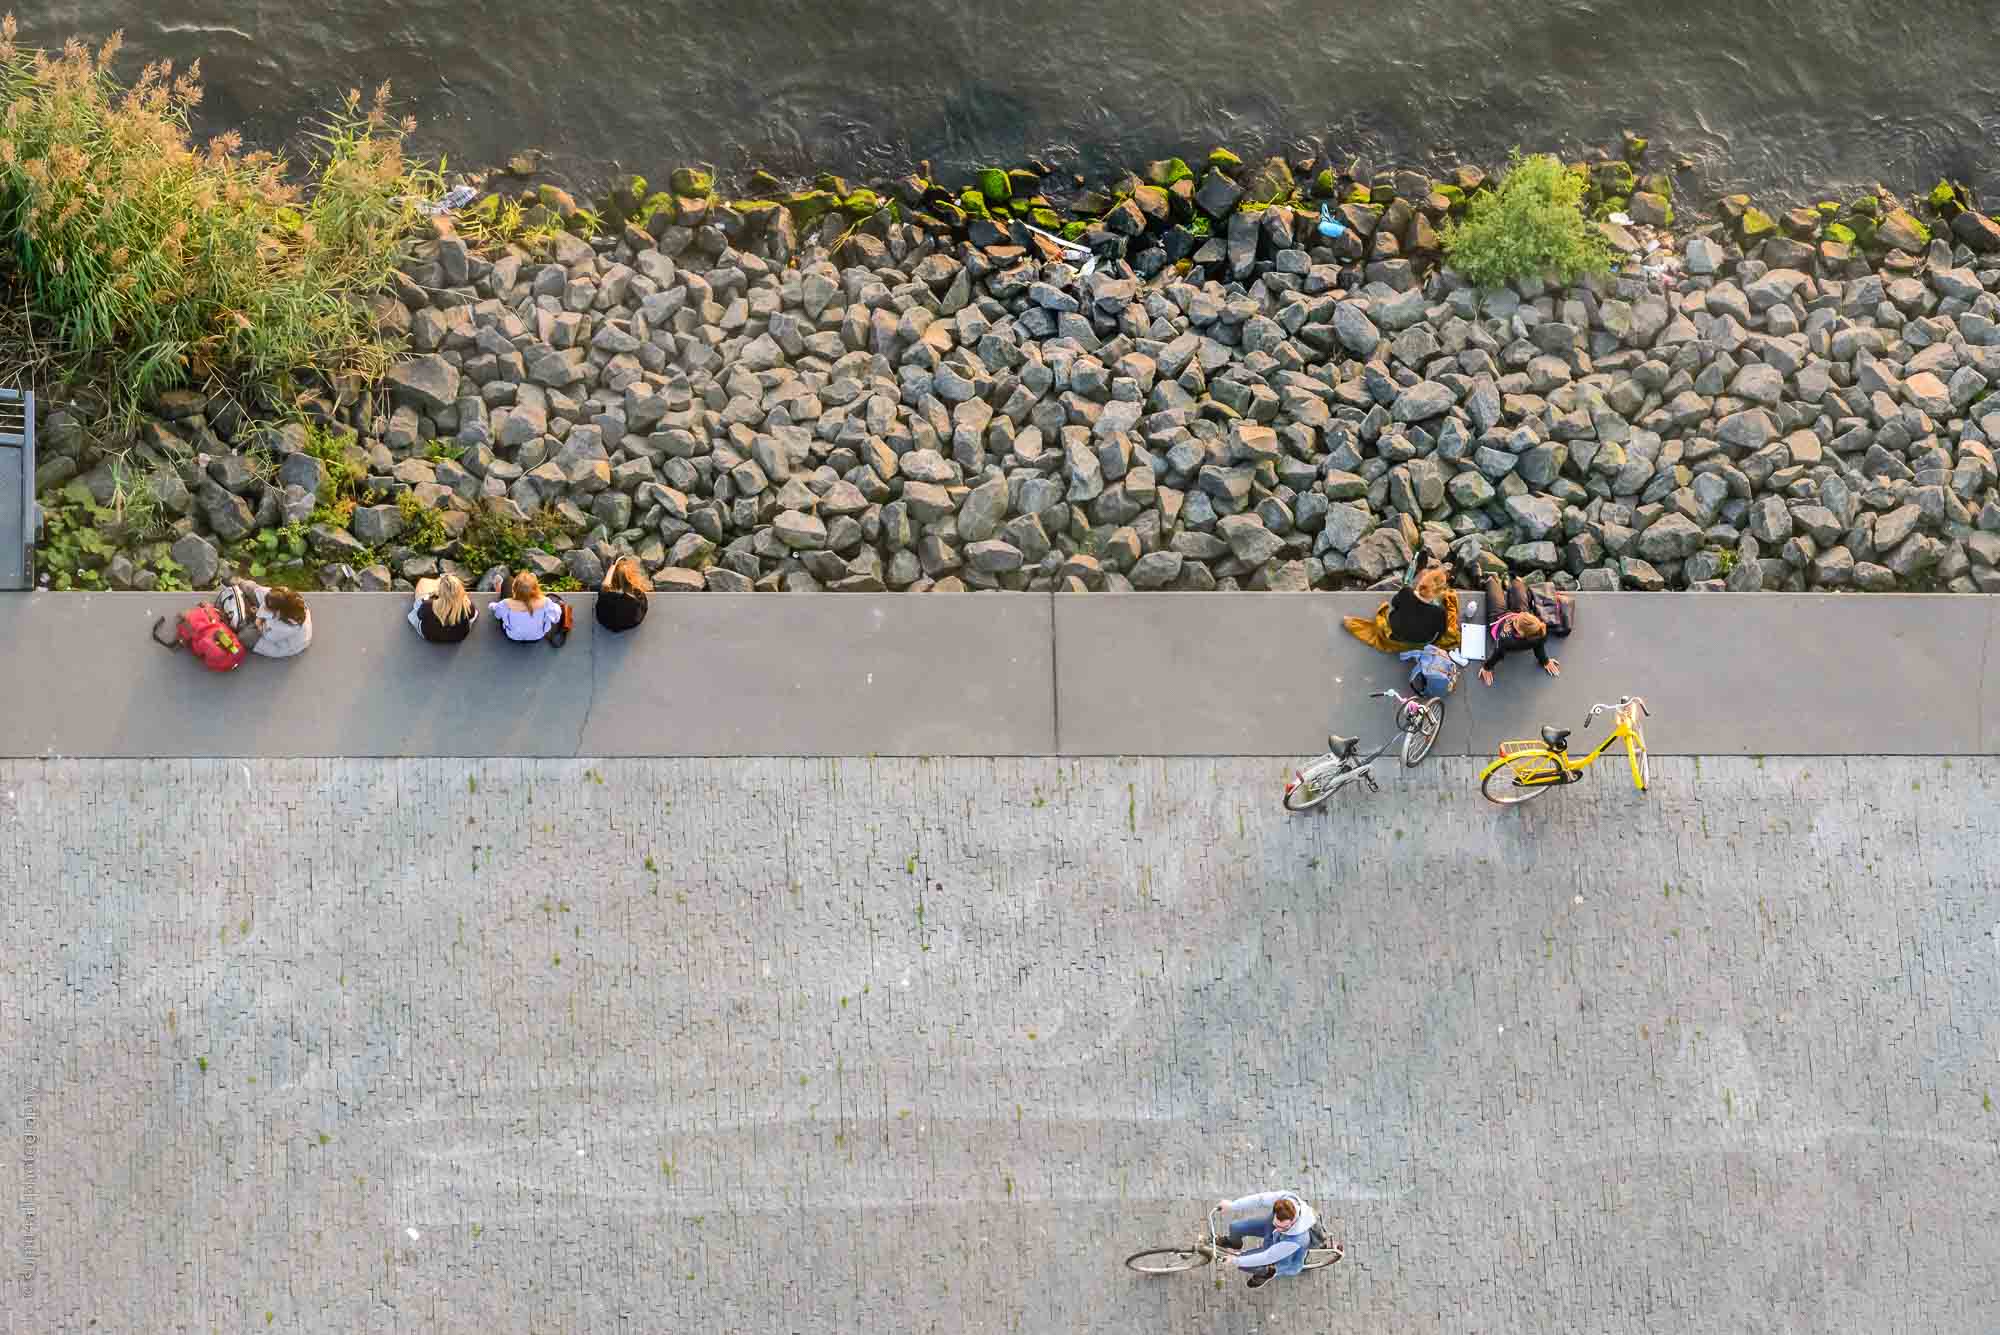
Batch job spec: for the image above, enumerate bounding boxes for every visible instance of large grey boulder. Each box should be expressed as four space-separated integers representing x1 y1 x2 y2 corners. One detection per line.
1634 513 1703 562
170 532 220 588
384 354 460 413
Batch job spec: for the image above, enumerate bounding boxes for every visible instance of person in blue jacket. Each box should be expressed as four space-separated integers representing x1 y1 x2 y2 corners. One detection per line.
1212 1190 1326 1288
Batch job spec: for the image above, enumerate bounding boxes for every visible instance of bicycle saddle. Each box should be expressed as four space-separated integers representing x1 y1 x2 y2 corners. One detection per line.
1327 734 1360 759
1541 726 1571 750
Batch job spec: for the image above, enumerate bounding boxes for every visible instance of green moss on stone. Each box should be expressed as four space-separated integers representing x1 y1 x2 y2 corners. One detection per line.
1060 220 1089 241
1823 221 1856 244
1206 147 1242 170
783 188 837 229
959 189 992 220
1312 168 1337 198
1592 161 1637 198
1848 195 1879 219
1343 184 1373 205
1738 207 1777 239
1146 157 1194 188
669 167 713 197
974 168 1011 204
1029 207 1061 229
840 188 883 217
1247 155 1294 204
748 169 782 193
1006 169 1040 198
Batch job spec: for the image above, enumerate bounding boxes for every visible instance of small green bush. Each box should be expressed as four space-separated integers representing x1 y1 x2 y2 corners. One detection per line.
1442 151 1611 288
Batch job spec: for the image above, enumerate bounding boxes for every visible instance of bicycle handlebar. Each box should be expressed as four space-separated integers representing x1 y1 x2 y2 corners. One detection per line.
1583 695 1651 727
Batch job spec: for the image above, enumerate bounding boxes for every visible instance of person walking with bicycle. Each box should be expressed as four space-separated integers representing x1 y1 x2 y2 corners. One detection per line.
1212 1191 1324 1288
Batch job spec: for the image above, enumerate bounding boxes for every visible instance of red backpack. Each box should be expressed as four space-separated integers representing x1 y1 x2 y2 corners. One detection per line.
152 603 248 672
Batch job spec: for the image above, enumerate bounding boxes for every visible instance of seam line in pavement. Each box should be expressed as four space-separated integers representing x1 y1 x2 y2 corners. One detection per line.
1048 592 1060 754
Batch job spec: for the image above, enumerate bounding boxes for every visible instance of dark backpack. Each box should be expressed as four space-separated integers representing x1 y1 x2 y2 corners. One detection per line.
1528 585 1575 637
152 603 247 672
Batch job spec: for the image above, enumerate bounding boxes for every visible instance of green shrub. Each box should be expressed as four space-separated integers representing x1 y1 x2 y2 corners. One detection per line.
0 21 433 427
1442 151 1612 288
456 504 576 576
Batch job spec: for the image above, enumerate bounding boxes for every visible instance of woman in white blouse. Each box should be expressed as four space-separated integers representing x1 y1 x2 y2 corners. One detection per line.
234 580 313 658
489 571 565 643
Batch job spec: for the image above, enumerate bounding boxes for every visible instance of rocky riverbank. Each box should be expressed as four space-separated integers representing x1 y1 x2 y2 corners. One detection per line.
33 145 2000 594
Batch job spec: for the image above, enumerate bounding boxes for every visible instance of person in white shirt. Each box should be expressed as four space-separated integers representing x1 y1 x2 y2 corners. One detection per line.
488 570 565 643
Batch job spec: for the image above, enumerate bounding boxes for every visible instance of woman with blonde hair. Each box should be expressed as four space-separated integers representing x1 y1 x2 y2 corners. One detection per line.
408 572 475 644
489 570 567 644
594 556 651 633
1343 554 1460 654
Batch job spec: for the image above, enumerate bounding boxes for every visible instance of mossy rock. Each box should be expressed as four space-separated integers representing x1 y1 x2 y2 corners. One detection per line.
959 189 993 220
1622 131 1649 162
1640 172 1674 201
1815 200 1841 217
1028 207 1062 229
1206 147 1243 171
1928 179 1969 218
1591 160 1637 200
1847 195 1880 219
638 192 678 226
535 183 580 219
748 169 782 193
1246 155 1295 205
783 189 838 229
1060 220 1089 241
1006 169 1040 198
975 168 1011 204
930 202 966 228
840 188 884 217
1342 184 1373 205
1311 168 1338 198
1823 221 1857 245
1845 215 1877 248
815 173 851 196
669 167 713 197
1370 183 1397 205
1738 207 1777 240
1435 183 1464 207
1716 193 1750 221
1595 195 1630 220
1875 206 1931 252
1146 157 1194 188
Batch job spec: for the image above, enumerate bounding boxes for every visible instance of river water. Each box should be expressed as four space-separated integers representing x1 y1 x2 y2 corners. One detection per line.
24 0 2000 205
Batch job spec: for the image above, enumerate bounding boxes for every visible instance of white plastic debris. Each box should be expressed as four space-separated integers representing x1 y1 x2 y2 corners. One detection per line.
1607 211 1634 226
413 184 477 217
406 1227 421 1241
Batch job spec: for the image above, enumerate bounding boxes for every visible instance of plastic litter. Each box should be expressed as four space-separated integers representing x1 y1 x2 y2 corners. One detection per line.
1019 220 1093 265
414 184 478 217
1606 211 1634 226
1317 202 1348 240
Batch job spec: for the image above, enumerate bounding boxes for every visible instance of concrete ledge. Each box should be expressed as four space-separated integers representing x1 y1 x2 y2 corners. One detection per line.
0 590 1990 757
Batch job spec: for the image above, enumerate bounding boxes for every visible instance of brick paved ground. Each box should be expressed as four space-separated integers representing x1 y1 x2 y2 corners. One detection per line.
1 756 1996 1334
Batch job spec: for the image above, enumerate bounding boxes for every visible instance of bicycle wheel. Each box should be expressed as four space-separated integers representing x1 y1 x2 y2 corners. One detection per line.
1402 699 1444 767
1301 1241 1347 1271
1125 1246 1211 1274
1282 761 1349 812
1480 752 1564 806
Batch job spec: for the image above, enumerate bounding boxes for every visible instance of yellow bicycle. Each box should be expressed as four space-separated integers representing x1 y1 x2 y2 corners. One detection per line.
1479 695 1651 806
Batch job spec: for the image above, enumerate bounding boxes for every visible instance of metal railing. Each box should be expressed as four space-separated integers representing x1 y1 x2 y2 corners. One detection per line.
0 388 35 590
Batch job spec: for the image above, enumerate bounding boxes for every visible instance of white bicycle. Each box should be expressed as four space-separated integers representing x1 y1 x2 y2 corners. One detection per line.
1282 688 1443 813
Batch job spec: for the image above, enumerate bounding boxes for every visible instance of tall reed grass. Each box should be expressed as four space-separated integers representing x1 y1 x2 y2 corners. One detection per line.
0 17 436 428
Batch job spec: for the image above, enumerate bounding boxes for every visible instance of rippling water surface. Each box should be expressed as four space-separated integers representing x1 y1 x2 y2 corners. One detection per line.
26 0 2000 201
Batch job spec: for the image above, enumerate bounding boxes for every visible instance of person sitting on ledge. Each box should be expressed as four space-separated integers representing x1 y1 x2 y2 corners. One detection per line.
489 571 564 643
1479 574 1560 685
233 580 312 658
407 572 475 644
594 557 650 633
1343 555 1460 655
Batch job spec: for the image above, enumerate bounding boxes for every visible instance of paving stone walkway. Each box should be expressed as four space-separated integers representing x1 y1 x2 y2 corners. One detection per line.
2 755 1996 1333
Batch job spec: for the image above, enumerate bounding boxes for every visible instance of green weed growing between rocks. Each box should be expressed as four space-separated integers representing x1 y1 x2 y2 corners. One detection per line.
0 19 431 429
1442 151 1611 288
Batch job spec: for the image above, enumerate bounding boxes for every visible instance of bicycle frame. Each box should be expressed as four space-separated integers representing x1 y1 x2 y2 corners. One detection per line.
1497 697 1650 792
